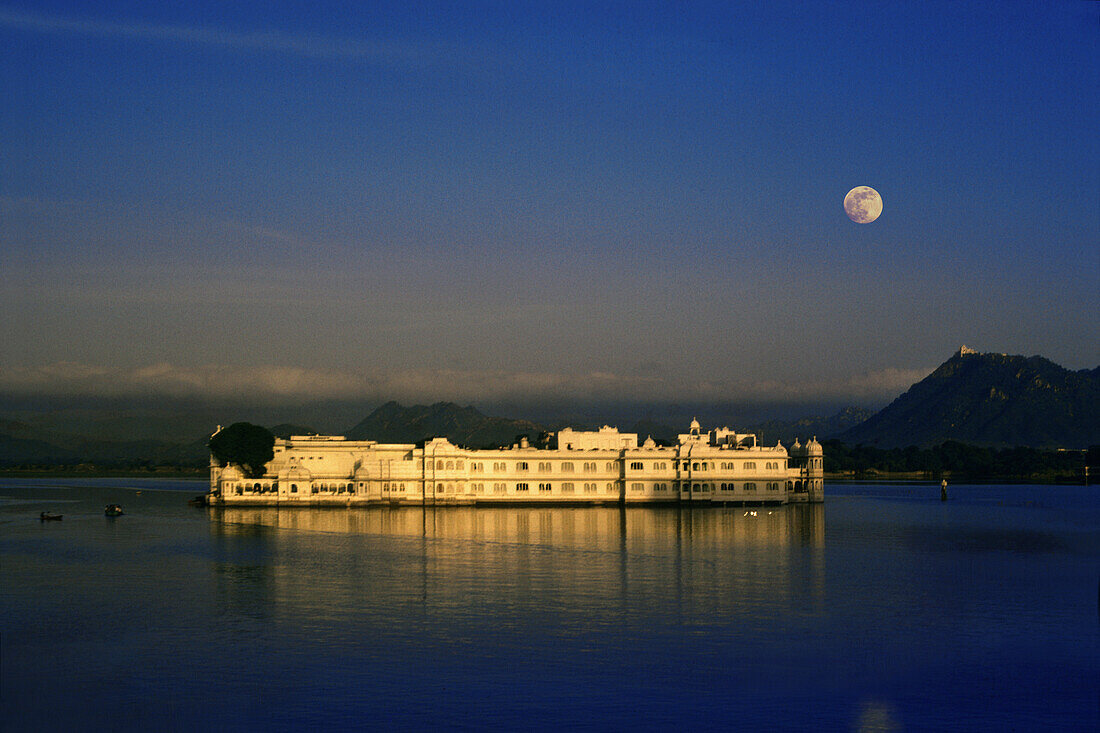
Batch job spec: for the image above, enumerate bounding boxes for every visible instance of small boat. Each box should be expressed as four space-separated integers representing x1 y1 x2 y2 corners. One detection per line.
188 495 208 507
104 504 124 517
39 512 63 521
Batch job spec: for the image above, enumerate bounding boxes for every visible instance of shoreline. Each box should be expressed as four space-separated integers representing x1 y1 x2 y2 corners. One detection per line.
0 468 207 479
824 471 1088 484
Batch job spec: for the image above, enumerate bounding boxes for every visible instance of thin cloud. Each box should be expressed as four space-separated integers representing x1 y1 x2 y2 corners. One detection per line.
0 6 440 63
0 362 931 406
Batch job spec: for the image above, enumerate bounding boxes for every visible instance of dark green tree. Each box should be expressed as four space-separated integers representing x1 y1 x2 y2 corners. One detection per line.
209 423 275 478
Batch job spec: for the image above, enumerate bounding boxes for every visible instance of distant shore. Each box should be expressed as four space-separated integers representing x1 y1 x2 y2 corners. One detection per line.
0 467 206 479
824 470 1088 484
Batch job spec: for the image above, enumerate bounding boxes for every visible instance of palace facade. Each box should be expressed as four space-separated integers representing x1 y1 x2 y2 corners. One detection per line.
207 420 824 506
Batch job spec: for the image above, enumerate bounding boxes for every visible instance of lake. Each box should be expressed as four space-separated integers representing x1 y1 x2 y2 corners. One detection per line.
1 478 1096 731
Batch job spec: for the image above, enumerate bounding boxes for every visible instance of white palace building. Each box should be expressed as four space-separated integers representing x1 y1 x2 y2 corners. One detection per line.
207 420 824 506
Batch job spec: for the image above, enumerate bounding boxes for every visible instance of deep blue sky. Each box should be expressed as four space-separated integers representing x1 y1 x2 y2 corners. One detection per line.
1 1 1097 414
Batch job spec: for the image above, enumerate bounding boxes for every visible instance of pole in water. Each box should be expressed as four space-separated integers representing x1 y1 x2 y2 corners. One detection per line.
940 479 948 502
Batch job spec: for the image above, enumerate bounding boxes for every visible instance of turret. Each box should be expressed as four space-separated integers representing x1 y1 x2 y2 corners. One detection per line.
804 437 824 503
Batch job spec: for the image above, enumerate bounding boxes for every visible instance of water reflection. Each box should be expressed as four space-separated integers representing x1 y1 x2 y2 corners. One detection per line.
210 504 824 550
205 505 826 628
7 481 1092 729
209 521 279 620
856 700 902 732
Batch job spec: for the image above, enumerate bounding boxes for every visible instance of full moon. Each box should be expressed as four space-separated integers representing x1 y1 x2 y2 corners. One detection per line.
844 186 883 223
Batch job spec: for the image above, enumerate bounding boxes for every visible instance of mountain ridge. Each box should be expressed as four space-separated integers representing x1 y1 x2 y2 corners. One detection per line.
840 348 1099 449
2 347 1095 467
345 401 543 447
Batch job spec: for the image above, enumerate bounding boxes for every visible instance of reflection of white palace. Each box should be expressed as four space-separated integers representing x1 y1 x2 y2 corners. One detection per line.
208 420 823 506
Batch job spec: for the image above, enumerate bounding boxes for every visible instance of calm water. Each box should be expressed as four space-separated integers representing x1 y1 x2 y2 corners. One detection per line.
1 479 1097 731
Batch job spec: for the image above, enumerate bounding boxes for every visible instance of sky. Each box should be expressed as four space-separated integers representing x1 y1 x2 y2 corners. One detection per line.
1 1 1097 421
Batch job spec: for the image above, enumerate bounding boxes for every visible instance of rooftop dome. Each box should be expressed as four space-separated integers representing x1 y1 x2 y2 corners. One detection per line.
219 463 242 480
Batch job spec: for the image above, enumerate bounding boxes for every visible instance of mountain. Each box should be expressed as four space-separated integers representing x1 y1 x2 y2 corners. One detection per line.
0 411 211 467
629 407 875 446
269 424 317 439
746 406 876 446
0 432 78 464
841 347 1100 449
0 429 209 468
345 401 545 447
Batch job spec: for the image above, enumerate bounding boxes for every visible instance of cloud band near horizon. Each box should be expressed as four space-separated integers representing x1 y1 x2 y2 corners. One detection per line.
0 361 932 408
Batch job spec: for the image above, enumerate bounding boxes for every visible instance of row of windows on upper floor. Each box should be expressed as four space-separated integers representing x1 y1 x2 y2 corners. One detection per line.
434 460 785 472
281 457 783 471
460 461 621 473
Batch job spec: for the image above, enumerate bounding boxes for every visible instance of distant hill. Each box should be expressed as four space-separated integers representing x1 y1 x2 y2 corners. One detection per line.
0 412 211 468
629 407 874 446
269 424 317 439
345 401 545 448
7 347 1092 467
841 348 1100 449
746 406 875 446
0 432 77 464
0 430 209 468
